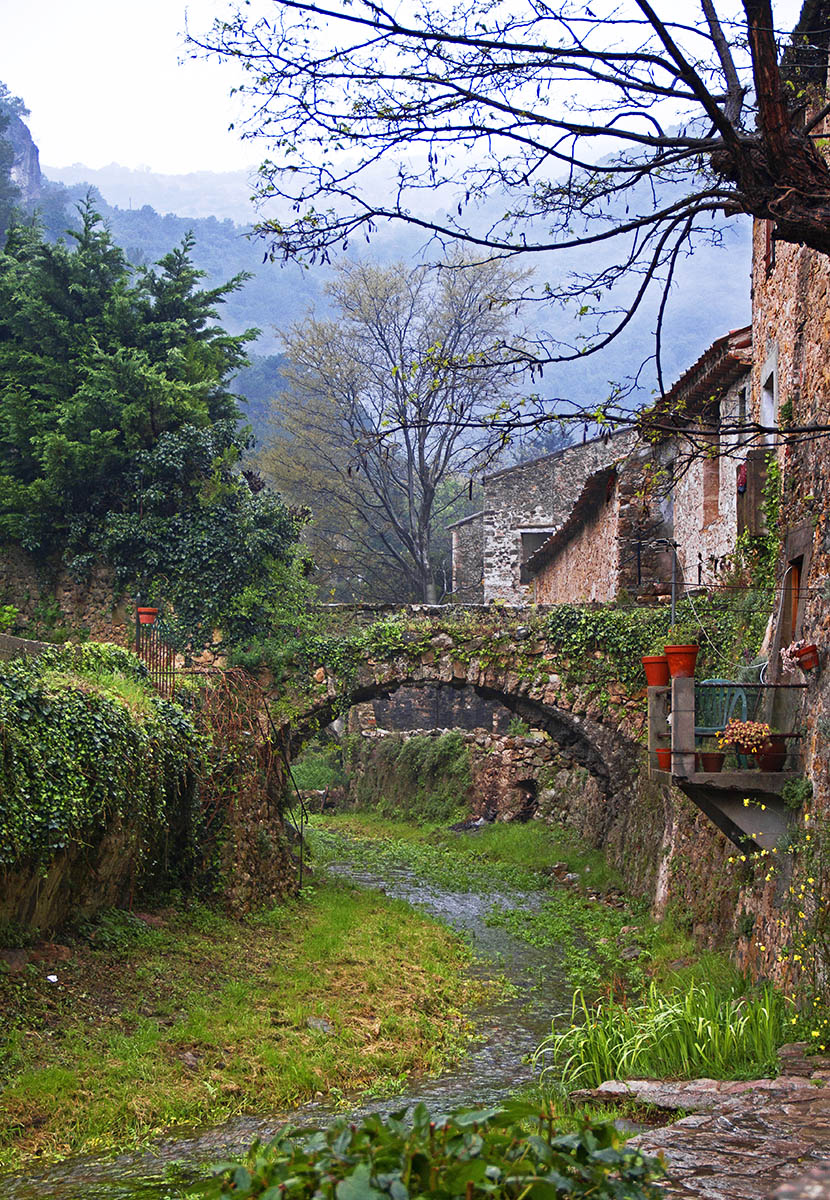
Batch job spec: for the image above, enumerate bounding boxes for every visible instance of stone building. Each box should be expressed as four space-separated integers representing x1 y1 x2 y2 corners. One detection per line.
451 327 755 608
450 430 639 604
522 326 755 605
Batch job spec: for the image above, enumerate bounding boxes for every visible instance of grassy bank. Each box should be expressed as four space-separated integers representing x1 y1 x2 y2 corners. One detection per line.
0 880 476 1172
311 815 787 1088
310 814 741 997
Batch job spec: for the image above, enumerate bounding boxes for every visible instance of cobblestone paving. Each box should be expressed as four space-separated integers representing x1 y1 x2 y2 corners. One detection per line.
587 1048 830 1198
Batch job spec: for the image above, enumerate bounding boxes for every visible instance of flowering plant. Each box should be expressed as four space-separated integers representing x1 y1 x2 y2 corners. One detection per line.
781 639 808 673
716 718 772 753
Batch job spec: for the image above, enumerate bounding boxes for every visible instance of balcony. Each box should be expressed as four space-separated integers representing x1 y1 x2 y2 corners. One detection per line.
647 677 806 851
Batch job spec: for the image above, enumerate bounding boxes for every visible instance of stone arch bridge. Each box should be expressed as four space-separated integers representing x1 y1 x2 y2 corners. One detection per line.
273 604 644 825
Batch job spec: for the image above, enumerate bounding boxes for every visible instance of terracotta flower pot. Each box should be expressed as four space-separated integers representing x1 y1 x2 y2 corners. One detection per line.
698 750 725 773
664 644 699 678
137 606 159 625
795 644 820 672
642 654 670 686
655 747 672 769
754 735 787 773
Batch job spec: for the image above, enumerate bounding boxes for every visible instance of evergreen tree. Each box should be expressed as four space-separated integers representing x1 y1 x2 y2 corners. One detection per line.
0 84 24 240
0 200 257 553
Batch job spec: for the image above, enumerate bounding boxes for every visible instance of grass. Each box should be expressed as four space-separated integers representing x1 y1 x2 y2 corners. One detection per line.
0 881 477 1171
310 815 727 996
310 813 624 896
41 666 156 717
534 982 784 1089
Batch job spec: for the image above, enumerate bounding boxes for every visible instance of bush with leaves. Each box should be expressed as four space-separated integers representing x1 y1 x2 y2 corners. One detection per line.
0 643 202 876
0 201 255 554
204 1101 663 1200
93 421 308 649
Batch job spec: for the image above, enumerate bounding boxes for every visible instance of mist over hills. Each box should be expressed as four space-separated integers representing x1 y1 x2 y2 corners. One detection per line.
41 157 752 406
10 100 753 450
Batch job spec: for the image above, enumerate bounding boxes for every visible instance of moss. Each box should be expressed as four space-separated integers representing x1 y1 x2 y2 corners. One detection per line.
347 732 471 822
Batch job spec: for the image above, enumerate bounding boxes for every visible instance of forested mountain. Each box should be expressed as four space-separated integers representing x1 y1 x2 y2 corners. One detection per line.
3 84 752 451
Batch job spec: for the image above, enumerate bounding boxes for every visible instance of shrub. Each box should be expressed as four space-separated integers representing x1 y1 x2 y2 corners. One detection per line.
534 982 783 1089
204 1102 664 1199
347 732 471 822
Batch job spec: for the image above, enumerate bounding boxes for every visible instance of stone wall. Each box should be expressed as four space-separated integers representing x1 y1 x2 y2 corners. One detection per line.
481 430 639 603
529 441 675 604
672 373 749 587
0 544 129 645
449 512 487 602
533 477 620 604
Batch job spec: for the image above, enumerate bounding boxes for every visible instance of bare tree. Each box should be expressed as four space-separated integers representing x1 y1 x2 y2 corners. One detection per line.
195 0 830 385
258 256 526 602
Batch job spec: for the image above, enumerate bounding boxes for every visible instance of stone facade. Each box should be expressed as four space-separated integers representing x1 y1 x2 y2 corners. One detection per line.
663 332 752 587
479 430 638 603
448 511 487 602
0 544 130 645
523 331 751 604
528 442 675 604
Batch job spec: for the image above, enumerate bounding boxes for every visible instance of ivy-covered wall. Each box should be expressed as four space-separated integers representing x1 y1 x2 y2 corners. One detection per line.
0 644 202 930
0 646 302 932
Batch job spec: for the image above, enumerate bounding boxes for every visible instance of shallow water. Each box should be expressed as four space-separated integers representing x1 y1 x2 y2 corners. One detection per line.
1 841 573 1199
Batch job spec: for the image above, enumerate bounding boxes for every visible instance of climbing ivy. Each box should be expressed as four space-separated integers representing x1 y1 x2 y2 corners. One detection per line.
0 644 202 874
346 732 472 822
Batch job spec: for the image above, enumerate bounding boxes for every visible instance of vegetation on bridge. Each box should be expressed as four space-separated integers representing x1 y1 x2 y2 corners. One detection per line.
236 591 771 730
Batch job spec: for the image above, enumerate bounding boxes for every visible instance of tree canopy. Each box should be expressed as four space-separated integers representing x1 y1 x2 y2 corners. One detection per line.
260 256 522 602
197 0 830 392
0 200 253 552
0 201 306 646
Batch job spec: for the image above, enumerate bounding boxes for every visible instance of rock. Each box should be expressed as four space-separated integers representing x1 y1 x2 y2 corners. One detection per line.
28 942 72 963
0 949 28 973
179 1051 201 1071
306 1016 334 1034
134 913 166 929
619 945 641 961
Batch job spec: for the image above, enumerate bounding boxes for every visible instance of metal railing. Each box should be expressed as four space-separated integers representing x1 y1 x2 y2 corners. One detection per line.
136 618 176 698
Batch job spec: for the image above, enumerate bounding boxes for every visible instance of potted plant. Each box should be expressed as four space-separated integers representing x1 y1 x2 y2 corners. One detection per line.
781 639 820 673
136 606 159 625
642 646 670 686
717 718 771 756
755 733 789 772
697 738 726 773
663 624 700 678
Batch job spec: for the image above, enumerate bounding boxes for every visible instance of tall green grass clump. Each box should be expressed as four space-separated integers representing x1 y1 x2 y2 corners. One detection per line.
535 982 784 1089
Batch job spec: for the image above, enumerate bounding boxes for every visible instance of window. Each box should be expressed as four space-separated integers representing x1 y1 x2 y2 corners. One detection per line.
519 531 553 584
761 371 777 445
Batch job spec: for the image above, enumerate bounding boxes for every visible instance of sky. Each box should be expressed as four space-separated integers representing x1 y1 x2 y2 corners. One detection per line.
0 0 253 175
0 0 810 178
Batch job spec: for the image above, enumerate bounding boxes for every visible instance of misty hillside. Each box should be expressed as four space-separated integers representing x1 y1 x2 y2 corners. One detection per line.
7 94 753 446
42 159 752 409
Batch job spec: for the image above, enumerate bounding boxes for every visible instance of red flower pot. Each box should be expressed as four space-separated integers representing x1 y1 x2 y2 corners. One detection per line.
664 644 699 678
755 735 787 773
137 607 159 625
795 644 820 672
699 750 725 773
655 747 672 769
642 654 670 686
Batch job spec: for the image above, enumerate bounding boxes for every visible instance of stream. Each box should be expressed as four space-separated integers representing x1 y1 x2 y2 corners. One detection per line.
1 837 576 1200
